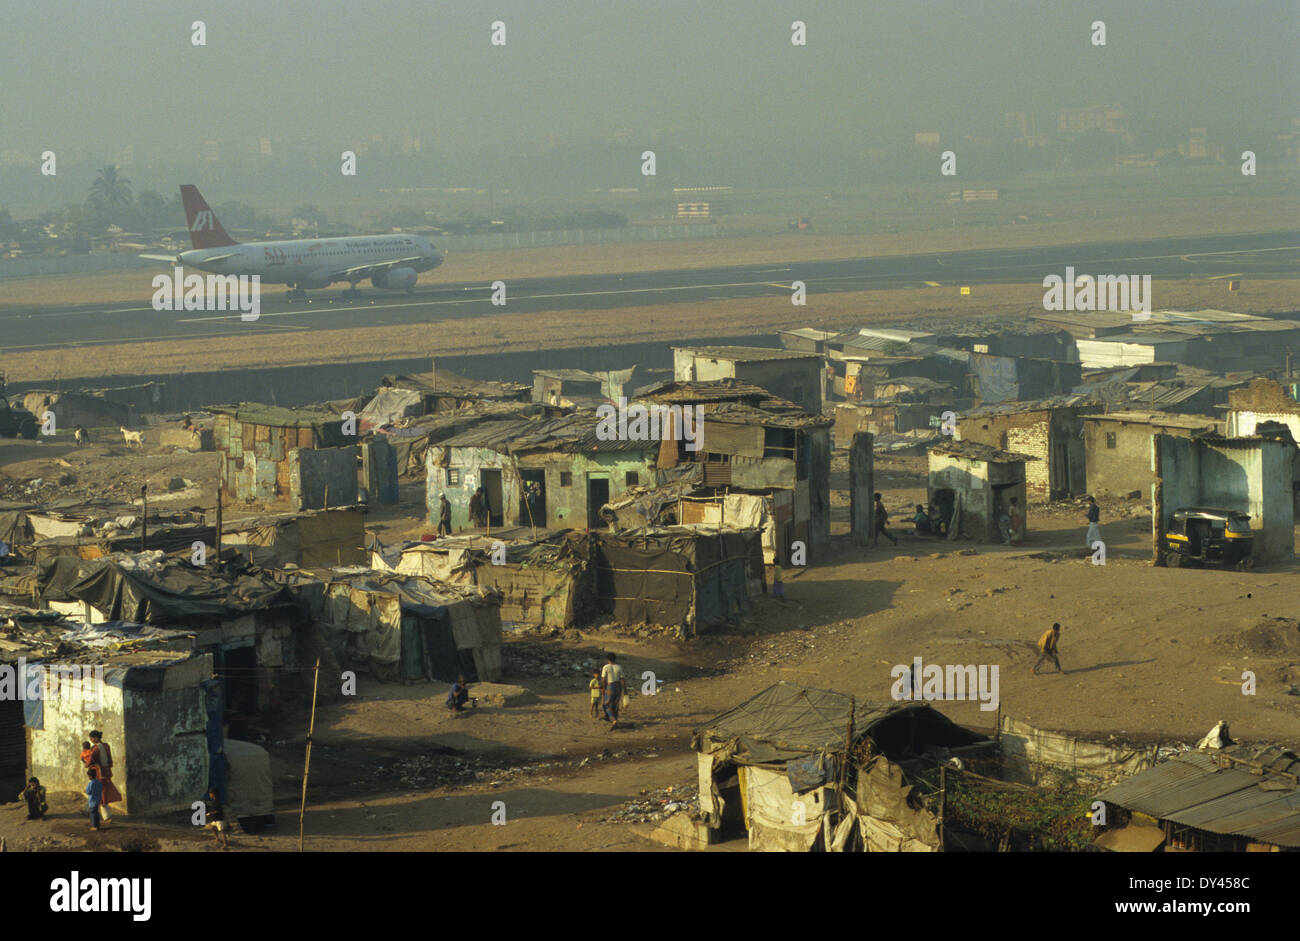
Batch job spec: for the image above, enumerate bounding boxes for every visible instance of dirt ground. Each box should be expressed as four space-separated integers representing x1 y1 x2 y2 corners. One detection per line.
2 433 1297 852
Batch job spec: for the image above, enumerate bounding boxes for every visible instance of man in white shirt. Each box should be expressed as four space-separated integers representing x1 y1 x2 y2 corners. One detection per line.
600 653 625 729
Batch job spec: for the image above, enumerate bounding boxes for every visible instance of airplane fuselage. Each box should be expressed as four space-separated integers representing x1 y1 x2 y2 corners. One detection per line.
179 233 443 288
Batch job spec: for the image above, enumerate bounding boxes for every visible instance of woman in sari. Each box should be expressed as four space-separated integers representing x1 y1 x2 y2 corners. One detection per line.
87 730 121 824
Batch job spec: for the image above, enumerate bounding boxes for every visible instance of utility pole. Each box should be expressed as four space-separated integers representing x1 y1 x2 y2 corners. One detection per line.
214 470 223 565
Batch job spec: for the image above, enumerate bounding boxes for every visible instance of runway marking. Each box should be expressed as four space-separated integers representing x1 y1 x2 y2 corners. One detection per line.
1207 273 1245 280
924 281 941 287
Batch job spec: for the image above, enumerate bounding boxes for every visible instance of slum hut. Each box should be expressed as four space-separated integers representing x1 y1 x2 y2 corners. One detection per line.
1 617 210 815
1083 411 1223 497
1094 745 1300 852
211 403 355 510
692 683 988 852
426 412 662 533
591 526 763 635
54 553 308 724
470 535 590 631
1153 432 1296 563
927 441 1033 543
955 396 1100 500
672 345 825 414
1227 377 1300 441
533 367 636 407
834 401 950 445
372 531 590 632
969 354 1082 405
677 490 790 568
378 368 532 414
20 390 132 431
282 570 502 683
635 382 836 561
220 507 366 569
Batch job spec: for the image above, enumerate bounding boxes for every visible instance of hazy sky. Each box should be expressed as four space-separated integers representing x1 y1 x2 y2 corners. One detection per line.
2 0 1298 203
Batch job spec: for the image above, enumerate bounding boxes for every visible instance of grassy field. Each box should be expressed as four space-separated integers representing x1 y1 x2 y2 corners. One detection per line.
4 278 1295 383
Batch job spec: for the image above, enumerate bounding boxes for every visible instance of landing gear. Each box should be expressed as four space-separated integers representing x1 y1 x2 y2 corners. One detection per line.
341 284 361 299
286 286 307 300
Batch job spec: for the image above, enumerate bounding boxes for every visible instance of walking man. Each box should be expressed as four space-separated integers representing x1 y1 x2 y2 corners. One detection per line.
203 787 231 849
1084 496 1101 551
437 493 452 538
874 493 898 546
600 653 625 729
1033 622 1065 675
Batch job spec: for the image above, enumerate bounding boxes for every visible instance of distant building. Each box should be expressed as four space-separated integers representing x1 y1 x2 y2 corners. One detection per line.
1056 104 1129 137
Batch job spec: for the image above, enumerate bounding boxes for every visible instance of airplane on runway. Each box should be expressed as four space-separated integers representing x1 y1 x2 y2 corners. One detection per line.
141 185 444 298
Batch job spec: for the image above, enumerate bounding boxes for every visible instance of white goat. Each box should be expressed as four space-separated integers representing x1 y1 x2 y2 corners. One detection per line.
120 427 144 448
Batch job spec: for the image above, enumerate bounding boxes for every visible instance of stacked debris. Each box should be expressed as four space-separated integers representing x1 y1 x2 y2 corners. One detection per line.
604 783 699 824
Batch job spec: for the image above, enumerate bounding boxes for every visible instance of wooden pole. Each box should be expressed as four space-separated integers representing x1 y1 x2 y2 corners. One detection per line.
298 656 321 852
214 480 223 565
840 695 855 789
140 485 148 552
938 764 947 852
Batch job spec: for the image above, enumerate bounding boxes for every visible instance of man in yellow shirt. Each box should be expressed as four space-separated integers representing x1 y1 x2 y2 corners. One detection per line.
1033 622 1063 675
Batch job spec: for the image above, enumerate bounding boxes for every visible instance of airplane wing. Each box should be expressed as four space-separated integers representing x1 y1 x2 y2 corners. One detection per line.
326 255 427 282
139 252 179 262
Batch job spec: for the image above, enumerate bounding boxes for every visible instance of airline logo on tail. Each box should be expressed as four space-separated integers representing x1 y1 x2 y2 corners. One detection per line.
179 184 238 249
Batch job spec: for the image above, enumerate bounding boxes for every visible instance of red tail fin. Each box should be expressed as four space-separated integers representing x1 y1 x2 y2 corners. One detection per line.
180 185 238 249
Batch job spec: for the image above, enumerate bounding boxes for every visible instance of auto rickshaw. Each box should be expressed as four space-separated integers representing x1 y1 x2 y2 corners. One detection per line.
1161 507 1255 570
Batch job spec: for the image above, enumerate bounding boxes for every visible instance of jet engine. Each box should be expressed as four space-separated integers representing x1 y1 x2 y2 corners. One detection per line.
372 267 418 290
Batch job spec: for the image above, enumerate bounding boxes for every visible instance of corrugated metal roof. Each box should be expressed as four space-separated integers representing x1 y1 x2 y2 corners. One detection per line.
1085 410 1222 431
780 327 843 342
929 440 1037 463
208 403 340 427
673 345 821 362
963 393 1099 417
702 401 832 429
1098 747 1300 847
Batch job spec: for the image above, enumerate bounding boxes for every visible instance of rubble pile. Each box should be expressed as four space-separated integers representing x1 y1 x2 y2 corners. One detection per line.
604 783 699 824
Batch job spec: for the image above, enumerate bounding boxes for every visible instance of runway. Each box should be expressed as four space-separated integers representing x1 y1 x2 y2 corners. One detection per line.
2 230 1297 353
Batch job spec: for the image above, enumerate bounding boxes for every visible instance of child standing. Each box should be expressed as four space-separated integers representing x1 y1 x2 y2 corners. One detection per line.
589 669 602 718
85 769 103 830
19 777 47 820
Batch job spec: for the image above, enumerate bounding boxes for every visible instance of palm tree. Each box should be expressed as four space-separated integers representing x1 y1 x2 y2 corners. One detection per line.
88 165 132 213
